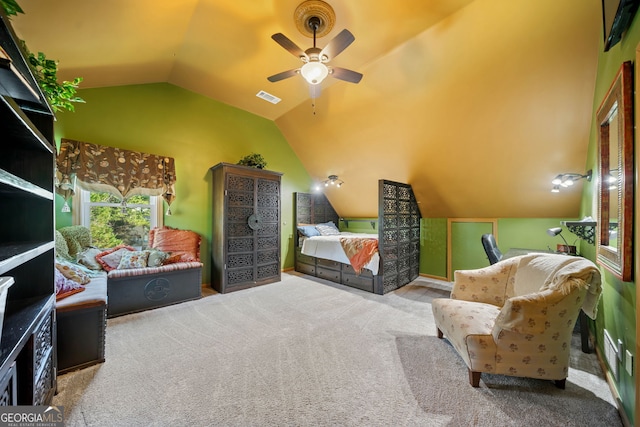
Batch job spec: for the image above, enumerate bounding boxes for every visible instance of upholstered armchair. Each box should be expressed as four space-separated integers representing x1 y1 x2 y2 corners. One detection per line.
431 254 601 388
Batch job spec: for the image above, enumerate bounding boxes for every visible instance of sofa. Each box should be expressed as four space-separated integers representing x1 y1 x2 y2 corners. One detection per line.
54 225 203 373
431 254 601 389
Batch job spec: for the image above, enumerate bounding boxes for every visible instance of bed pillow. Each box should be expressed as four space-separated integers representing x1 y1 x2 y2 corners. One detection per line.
315 221 341 236
297 225 321 237
95 245 135 271
117 250 150 270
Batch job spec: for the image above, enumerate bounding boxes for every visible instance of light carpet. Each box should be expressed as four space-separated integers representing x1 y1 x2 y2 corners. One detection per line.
53 273 622 426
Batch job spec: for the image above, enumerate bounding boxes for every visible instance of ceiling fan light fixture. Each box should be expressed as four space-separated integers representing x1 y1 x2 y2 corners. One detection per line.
301 61 328 84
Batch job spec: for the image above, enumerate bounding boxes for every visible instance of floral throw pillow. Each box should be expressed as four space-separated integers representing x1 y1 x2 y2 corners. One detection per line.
95 245 135 271
117 251 150 270
55 260 91 285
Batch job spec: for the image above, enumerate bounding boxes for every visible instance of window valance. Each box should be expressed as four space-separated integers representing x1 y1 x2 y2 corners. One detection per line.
56 138 176 209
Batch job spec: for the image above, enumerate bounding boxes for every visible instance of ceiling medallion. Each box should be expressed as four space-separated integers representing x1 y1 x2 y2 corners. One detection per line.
294 0 336 38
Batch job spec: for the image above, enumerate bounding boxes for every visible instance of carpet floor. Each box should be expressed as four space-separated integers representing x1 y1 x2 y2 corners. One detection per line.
53 273 622 426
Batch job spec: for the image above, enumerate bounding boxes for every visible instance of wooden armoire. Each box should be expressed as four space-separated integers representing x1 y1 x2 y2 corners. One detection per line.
210 163 282 293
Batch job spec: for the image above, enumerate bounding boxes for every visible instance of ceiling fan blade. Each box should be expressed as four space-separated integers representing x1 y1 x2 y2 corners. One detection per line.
330 67 363 84
320 29 355 61
271 33 308 60
267 69 299 82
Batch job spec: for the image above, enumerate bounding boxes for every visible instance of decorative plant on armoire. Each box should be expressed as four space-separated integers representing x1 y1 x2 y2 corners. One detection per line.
1 0 84 112
237 153 268 169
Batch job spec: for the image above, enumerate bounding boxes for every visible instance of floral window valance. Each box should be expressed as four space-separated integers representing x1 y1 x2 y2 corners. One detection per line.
56 138 176 210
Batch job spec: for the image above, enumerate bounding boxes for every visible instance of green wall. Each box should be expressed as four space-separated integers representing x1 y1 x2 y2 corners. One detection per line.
420 217 581 280
53 83 313 284
580 15 640 424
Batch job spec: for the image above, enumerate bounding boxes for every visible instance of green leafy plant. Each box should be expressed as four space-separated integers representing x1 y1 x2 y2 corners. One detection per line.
25 49 84 112
237 153 267 169
2 0 84 112
0 0 22 16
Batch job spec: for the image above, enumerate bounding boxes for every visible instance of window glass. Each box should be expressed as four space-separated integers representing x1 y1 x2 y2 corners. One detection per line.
80 190 161 249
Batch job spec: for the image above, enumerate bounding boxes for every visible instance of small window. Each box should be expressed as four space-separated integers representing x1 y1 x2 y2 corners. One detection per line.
78 189 162 249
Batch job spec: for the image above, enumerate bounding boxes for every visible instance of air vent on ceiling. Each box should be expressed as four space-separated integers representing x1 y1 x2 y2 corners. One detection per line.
256 90 281 104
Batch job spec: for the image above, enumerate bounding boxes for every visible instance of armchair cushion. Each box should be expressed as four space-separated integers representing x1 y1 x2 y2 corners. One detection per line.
451 256 519 306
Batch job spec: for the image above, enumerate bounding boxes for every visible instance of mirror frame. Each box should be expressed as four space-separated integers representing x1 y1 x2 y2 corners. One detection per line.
596 60 634 282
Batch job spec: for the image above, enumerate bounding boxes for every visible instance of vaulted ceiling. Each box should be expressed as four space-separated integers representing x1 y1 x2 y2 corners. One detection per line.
11 0 601 218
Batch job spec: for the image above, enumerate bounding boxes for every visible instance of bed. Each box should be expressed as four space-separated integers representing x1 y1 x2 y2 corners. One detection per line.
294 179 421 295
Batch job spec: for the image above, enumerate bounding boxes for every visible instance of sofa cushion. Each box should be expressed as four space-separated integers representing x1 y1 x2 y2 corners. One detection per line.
117 250 150 270
58 225 93 257
145 249 170 267
149 227 201 262
95 245 135 271
55 260 91 285
77 247 104 270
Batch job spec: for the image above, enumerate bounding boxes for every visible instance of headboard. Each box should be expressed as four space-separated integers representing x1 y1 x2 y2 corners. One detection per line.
295 192 339 226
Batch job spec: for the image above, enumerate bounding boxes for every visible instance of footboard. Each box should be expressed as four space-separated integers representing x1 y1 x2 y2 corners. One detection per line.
107 262 202 317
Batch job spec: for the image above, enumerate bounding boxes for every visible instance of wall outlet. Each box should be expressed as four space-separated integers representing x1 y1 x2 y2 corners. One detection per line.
625 350 634 376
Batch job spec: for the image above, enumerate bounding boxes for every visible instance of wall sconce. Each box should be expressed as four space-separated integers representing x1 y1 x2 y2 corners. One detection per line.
551 170 592 192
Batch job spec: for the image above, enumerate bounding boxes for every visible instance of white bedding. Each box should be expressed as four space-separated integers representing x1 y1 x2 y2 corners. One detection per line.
301 232 380 275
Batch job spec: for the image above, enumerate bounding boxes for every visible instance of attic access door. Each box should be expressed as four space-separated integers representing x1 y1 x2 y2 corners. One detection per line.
447 219 498 280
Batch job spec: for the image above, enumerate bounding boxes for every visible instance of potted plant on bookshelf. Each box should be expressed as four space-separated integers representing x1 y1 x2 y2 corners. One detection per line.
237 153 267 169
1 0 84 112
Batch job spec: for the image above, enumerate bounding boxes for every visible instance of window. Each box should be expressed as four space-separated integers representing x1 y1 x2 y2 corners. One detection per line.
78 189 163 249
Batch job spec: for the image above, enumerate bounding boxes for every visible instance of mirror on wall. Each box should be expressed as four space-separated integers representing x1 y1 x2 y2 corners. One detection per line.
596 61 634 282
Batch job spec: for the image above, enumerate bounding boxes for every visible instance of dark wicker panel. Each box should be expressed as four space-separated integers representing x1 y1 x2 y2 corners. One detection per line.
383 229 397 246
228 191 254 207
228 223 253 237
383 215 397 229
257 223 278 237
399 214 410 228
399 228 410 243
383 183 396 199
257 208 279 222
257 178 279 194
257 263 280 280
227 268 254 284
257 236 278 250
399 243 411 259
257 193 279 209
228 175 255 192
383 198 396 214
398 186 411 200
257 249 279 265
295 192 339 227
228 207 254 222
228 237 253 253
227 253 254 269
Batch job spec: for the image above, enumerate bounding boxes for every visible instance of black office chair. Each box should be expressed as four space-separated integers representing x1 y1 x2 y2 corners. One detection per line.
481 233 503 265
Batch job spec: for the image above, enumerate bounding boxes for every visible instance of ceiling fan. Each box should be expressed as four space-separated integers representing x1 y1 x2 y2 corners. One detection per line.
267 15 363 94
